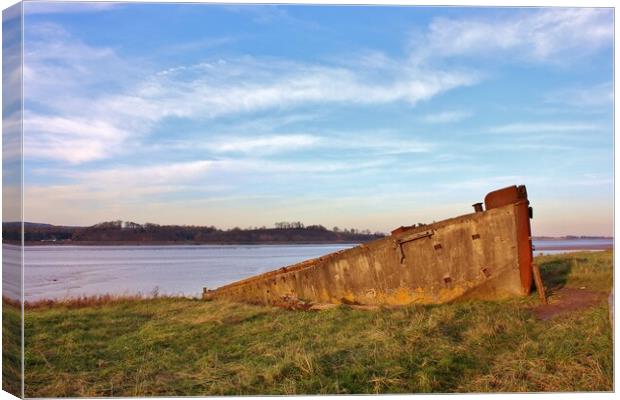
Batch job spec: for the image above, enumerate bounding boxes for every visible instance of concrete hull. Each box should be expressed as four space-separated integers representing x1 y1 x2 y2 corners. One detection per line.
203 185 534 306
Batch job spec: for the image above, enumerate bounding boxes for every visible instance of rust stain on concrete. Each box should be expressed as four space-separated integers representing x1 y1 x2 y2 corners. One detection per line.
203 185 535 307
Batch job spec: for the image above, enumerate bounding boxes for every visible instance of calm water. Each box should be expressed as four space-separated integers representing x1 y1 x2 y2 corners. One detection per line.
20 244 355 301
532 238 613 254
2 238 613 301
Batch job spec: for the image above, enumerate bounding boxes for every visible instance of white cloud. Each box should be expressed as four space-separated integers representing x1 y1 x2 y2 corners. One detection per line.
24 155 397 224
23 113 129 164
108 60 478 120
208 134 321 154
3 7 23 111
544 82 613 109
475 142 576 152
84 160 216 186
423 110 472 124
24 23 140 103
438 175 527 191
74 157 387 185
24 2 120 15
39 156 390 201
176 130 433 156
24 160 223 218
487 122 601 134
413 8 613 63
23 24 479 164
2 111 22 163
328 131 433 155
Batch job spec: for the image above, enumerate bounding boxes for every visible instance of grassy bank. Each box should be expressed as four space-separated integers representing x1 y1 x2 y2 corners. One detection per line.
15 251 613 396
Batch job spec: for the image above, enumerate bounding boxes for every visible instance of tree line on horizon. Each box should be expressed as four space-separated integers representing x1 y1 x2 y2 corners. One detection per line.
2 220 386 244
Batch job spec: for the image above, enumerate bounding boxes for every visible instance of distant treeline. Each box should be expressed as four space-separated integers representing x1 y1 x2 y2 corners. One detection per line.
3 221 386 245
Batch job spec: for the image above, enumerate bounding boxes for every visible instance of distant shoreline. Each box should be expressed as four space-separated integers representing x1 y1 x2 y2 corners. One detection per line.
534 244 613 251
531 236 613 241
4 221 385 245
3 239 614 251
3 221 612 247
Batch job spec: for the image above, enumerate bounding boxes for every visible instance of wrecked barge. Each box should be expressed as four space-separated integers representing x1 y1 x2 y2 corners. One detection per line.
203 185 542 307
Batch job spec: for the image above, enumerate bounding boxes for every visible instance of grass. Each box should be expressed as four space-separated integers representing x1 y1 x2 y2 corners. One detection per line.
2 298 22 397
10 250 614 396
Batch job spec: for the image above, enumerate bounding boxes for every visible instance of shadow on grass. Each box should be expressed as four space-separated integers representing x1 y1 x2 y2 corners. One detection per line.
537 257 573 297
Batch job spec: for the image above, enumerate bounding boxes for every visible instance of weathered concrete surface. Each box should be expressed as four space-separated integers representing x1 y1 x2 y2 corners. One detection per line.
204 185 534 306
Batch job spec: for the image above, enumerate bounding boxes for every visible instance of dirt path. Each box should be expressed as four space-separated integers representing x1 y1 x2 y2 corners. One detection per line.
533 287 608 320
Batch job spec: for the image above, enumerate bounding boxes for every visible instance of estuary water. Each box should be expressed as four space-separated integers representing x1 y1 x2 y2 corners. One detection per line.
21 244 354 301
532 238 613 254
3 238 613 301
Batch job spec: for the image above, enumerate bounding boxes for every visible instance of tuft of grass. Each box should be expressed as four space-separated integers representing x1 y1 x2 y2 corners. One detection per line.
18 251 613 396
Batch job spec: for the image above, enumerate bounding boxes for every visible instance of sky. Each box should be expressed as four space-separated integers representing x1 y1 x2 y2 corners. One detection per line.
14 3 614 236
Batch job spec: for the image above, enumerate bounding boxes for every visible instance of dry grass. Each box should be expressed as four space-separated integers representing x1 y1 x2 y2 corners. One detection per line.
23 293 173 310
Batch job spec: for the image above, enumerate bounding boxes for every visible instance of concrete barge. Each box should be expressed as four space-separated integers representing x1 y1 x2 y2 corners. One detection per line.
203 185 536 307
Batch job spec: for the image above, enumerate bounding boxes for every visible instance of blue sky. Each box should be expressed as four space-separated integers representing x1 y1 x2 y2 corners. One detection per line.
18 3 613 235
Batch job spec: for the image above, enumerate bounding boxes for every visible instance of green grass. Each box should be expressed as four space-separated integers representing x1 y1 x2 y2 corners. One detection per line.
15 251 613 396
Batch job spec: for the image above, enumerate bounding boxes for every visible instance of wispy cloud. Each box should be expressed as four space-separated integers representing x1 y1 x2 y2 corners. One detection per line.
487 122 601 134
24 22 142 103
27 156 395 220
209 134 321 154
222 4 324 30
73 160 217 187
27 160 225 210
130 59 479 118
24 24 479 164
326 131 433 155
23 113 129 164
544 82 613 109
183 130 434 156
474 142 577 152
413 8 613 63
2 112 22 163
44 155 392 190
24 2 120 15
422 110 472 124
3 7 22 110
438 175 529 191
